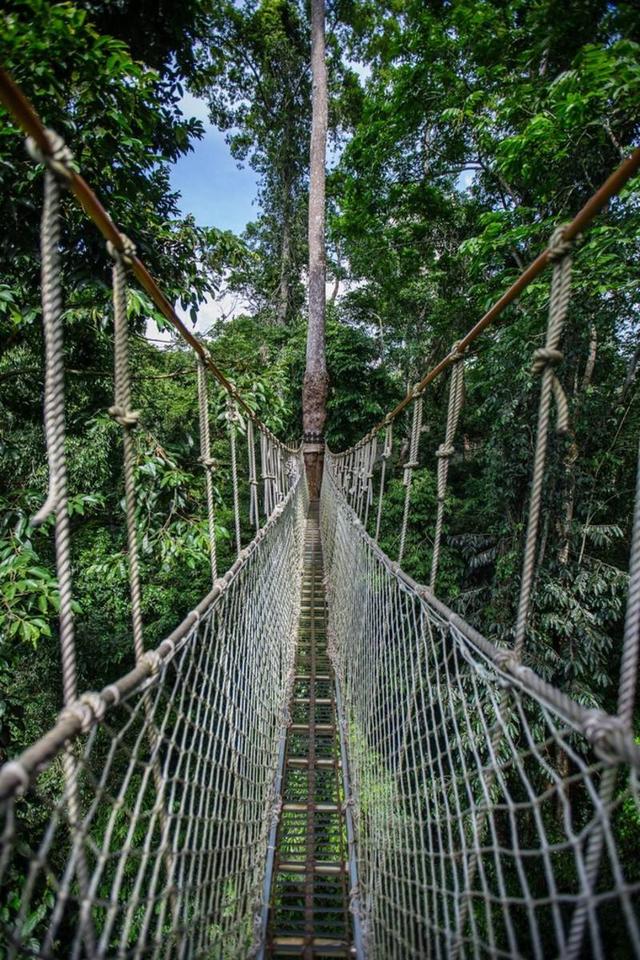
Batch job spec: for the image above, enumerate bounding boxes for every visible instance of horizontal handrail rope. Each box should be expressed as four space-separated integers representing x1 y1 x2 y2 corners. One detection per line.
333 145 640 457
322 451 640 772
0 468 303 802
0 66 296 455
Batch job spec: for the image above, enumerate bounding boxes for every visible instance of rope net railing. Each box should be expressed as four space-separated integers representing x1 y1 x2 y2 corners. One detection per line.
0 69 308 958
322 148 640 958
0 474 307 958
322 456 640 959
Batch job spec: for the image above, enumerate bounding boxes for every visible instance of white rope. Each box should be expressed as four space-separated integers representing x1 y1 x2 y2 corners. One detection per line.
398 393 423 564
197 357 218 584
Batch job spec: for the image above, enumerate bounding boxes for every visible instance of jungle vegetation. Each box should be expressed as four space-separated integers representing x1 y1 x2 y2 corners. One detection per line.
0 0 639 786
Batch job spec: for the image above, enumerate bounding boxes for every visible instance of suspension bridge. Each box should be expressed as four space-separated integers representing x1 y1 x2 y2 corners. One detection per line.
0 69 640 959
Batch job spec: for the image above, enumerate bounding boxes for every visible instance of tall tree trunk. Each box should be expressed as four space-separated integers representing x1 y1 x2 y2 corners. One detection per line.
302 0 329 498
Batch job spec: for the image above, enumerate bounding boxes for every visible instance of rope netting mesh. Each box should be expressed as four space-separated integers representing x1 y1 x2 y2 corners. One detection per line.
322 454 640 960
0 115 308 958
0 472 308 959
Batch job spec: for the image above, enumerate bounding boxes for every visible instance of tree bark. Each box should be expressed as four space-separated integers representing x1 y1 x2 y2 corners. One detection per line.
302 0 329 498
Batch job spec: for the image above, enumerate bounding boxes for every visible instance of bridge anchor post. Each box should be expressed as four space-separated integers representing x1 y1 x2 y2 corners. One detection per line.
303 433 325 499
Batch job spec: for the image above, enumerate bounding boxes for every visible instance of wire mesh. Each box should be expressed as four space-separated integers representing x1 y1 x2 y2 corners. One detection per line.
0 467 308 960
321 453 640 960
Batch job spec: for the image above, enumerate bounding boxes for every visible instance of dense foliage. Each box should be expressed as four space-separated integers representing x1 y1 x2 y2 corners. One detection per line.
0 0 638 826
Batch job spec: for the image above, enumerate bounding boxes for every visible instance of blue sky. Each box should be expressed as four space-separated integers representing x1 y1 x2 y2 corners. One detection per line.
170 92 258 234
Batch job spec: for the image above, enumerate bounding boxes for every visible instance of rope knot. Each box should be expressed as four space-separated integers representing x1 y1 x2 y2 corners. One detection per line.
80 692 107 724
226 398 242 424
436 443 455 460
59 692 105 734
450 340 466 363
547 226 573 263
108 404 140 429
26 129 74 182
142 650 163 677
494 649 518 673
107 233 137 267
530 350 571 435
531 347 563 376
198 454 217 472
582 710 627 761
1 760 30 796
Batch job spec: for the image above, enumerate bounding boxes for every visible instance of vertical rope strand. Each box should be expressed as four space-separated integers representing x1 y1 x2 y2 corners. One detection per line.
363 436 377 530
26 132 96 957
197 357 218 585
375 423 392 543
617 434 640 725
430 347 465 590
247 419 260 533
108 235 144 664
398 394 423 565
30 163 78 705
513 227 573 660
227 398 242 557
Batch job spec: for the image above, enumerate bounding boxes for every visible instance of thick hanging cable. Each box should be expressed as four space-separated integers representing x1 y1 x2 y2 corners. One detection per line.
430 345 465 590
27 131 77 705
362 436 377 529
513 226 573 659
260 429 271 518
398 393 423 565
107 234 144 664
26 128 97 957
227 397 242 557
197 356 218 584
618 435 640 726
247 418 260 533
375 422 393 542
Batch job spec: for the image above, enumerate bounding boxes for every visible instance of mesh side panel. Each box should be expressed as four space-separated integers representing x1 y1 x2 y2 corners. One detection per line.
321 455 640 960
0 480 308 959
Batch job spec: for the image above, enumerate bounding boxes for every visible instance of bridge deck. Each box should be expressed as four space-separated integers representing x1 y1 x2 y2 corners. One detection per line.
266 502 353 958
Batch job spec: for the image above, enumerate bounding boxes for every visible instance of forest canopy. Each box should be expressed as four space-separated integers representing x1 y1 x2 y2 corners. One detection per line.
0 0 639 768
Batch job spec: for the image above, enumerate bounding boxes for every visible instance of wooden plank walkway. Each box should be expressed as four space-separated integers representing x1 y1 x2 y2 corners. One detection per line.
266 502 353 958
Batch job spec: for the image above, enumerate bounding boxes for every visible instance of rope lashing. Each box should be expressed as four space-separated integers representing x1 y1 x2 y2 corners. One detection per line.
430 343 465 589
375 421 393 542
398 392 423 564
531 347 570 435
26 128 74 183
197 356 218 585
513 225 575 660
59 692 107 734
227 396 242 556
108 233 145 664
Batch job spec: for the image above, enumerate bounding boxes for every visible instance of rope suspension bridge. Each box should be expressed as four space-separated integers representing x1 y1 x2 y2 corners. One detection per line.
0 69 639 959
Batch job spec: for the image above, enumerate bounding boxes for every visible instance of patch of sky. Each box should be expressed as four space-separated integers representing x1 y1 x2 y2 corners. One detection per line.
170 90 258 234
